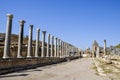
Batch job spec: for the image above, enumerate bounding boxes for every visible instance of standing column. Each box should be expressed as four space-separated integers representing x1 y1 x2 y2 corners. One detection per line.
60 41 63 58
65 43 68 57
35 28 40 57
46 34 50 57
17 20 25 58
96 46 100 58
3 14 13 58
54 37 57 57
59 39 61 58
64 42 66 57
41 31 46 57
62 41 65 58
104 40 106 56
57 39 60 57
27 25 33 58
68 44 70 57
66 43 68 57
51 35 54 57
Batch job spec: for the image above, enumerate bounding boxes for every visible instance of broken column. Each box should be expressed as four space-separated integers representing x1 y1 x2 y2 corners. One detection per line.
41 31 46 57
96 46 100 58
3 14 13 58
17 20 25 58
104 40 106 56
27 25 33 58
35 28 40 57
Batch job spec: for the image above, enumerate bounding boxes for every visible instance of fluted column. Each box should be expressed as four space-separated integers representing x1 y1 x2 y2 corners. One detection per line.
46 34 50 57
17 20 25 58
3 14 13 58
51 35 54 57
41 31 46 57
27 25 33 58
54 37 57 57
35 28 40 57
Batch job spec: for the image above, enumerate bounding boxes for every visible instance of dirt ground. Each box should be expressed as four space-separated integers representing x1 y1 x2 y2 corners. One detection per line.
0 58 109 80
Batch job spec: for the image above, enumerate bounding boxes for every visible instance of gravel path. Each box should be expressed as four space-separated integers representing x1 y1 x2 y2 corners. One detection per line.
0 58 110 80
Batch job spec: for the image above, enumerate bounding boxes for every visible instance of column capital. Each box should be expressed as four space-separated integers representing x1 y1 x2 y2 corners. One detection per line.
30 25 33 28
55 37 58 39
19 20 25 25
7 14 13 19
52 35 54 38
42 31 46 34
37 28 40 32
48 33 50 36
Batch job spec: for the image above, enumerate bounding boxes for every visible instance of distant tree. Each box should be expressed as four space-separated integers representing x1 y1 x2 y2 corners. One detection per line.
114 44 120 48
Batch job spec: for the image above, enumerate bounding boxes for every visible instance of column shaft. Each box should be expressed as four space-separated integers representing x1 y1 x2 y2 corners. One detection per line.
17 20 25 58
104 40 106 56
51 36 54 57
46 34 50 57
54 37 57 57
3 14 13 58
27 25 33 58
41 31 46 57
57 39 60 57
35 28 40 57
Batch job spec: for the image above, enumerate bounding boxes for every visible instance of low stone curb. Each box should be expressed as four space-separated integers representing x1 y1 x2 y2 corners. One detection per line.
92 58 106 76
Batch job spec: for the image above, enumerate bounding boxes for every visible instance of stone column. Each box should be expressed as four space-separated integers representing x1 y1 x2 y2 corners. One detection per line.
68 44 70 57
57 38 60 57
64 42 66 57
27 25 33 58
96 46 100 58
46 34 50 57
3 14 13 58
35 28 40 57
60 41 63 58
66 43 68 57
62 41 65 58
104 40 106 56
51 35 54 57
59 39 61 58
54 37 57 57
17 20 25 58
41 31 46 57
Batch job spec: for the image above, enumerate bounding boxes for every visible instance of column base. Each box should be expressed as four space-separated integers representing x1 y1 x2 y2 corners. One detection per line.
2 55 10 59
27 56 32 58
17 55 23 58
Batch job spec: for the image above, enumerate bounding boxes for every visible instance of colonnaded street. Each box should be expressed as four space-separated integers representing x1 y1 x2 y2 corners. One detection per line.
0 58 109 80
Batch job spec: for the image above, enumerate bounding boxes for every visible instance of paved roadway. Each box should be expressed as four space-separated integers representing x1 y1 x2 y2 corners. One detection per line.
0 58 109 80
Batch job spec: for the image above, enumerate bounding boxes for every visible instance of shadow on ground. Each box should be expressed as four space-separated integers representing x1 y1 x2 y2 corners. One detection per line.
0 73 29 78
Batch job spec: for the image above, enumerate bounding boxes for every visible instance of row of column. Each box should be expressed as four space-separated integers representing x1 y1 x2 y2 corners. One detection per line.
2 14 80 59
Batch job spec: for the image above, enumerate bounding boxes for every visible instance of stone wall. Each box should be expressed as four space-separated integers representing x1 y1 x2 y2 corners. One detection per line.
0 56 79 75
